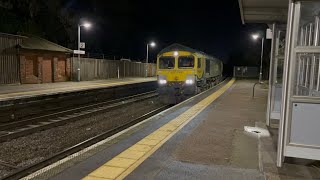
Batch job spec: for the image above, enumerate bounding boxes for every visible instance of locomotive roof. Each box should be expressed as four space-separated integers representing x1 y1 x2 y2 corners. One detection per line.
158 43 216 59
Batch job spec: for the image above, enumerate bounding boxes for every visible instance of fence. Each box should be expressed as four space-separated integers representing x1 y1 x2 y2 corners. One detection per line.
71 57 156 81
233 66 259 78
0 33 23 84
0 54 20 84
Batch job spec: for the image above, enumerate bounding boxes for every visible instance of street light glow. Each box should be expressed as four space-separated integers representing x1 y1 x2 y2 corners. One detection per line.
83 22 91 28
252 34 259 40
150 42 156 47
77 21 92 82
174 51 179 57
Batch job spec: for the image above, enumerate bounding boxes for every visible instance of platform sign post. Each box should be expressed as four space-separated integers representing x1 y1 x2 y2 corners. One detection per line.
77 22 91 82
78 25 81 82
146 42 156 78
74 49 85 82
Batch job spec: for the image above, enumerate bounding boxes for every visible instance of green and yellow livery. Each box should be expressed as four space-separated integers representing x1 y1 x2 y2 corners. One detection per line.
157 44 223 104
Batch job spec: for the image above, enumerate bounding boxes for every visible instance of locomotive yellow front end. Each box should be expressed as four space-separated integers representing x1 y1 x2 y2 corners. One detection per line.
157 50 202 104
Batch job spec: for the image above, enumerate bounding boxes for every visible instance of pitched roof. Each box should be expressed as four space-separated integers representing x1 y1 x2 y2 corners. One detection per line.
238 0 288 24
19 33 72 53
158 43 215 59
0 32 27 39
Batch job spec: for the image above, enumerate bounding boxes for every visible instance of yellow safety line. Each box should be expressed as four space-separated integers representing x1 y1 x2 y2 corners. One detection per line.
0 79 154 99
83 78 235 180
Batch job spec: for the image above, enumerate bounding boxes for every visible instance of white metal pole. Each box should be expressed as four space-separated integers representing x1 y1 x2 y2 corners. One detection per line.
77 25 81 82
266 23 277 126
117 66 120 79
277 0 295 167
146 44 149 78
259 37 265 83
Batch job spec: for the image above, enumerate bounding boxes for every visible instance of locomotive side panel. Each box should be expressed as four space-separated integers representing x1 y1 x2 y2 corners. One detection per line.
205 58 222 79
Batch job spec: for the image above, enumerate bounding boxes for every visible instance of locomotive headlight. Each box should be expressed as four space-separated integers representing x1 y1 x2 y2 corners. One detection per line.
158 75 167 85
159 79 167 84
185 75 195 85
185 79 193 85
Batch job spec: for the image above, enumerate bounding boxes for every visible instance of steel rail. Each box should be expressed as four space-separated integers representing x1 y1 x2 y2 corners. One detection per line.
1 105 170 180
0 91 158 143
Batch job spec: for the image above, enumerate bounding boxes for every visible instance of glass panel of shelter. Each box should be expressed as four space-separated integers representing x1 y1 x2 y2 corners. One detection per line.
276 31 286 84
270 28 286 117
295 2 320 97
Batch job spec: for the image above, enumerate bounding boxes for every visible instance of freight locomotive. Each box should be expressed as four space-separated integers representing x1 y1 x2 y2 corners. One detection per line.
157 44 223 104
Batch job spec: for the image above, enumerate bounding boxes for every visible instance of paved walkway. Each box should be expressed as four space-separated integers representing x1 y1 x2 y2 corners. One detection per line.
125 80 268 180
0 77 156 101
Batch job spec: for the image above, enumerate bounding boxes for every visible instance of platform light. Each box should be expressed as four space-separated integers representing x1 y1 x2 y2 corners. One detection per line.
77 21 92 82
173 51 179 57
159 79 167 84
146 41 157 77
83 22 92 28
251 33 265 83
252 34 259 40
150 42 156 47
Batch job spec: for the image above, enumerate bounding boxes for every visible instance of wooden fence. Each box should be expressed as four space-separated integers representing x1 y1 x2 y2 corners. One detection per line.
0 33 23 84
71 57 156 81
0 54 20 84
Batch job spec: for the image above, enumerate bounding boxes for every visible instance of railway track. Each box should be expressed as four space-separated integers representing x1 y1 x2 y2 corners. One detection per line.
1 105 170 180
0 91 158 143
0 79 230 179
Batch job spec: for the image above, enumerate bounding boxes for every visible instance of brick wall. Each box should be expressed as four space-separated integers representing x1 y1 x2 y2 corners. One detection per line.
20 50 71 84
55 58 67 82
42 59 52 83
66 58 71 78
20 55 39 84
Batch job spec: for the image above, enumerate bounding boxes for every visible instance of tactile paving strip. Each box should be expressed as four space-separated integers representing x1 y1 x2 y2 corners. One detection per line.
84 79 236 180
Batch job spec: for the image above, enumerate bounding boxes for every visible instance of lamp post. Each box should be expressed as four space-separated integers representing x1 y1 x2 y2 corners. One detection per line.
146 42 156 77
252 34 265 83
77 22 91 82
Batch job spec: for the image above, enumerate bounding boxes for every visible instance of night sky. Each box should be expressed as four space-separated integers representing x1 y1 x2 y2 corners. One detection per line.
0 0 269 68
67 0 268 64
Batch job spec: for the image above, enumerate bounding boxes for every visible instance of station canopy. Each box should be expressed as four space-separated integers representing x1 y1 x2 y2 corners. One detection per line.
238 0 289 24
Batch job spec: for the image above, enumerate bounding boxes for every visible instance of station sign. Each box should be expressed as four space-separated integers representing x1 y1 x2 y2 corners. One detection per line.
73 50 85 55
79 42 85 49
266 29 273 39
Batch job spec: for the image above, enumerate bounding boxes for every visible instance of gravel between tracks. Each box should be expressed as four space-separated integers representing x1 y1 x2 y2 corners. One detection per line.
0 97 162 178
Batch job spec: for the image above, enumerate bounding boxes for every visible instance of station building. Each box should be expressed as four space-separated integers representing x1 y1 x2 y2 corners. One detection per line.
0 33 72 84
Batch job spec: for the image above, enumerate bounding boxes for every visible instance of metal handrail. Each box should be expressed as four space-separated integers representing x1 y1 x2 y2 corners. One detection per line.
252 82 263 98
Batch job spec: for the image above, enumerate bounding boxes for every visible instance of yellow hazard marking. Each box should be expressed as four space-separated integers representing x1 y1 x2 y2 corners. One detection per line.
0 79 155 99
83 78 235 180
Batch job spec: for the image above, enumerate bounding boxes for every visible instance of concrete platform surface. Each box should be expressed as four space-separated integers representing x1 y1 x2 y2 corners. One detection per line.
0 77 156 101
21 80 320 180
125 80 267 180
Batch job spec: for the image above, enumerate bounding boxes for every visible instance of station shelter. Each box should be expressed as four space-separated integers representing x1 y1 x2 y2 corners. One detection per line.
239 0 320 167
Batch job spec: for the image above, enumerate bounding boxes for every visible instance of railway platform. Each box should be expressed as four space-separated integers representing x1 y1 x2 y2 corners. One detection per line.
19 79 320 180
0 78 156 102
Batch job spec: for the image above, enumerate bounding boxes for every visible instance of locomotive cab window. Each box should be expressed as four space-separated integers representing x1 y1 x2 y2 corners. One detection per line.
178 56 194 68
159 56 175 69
